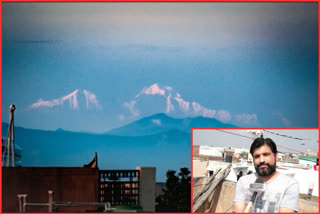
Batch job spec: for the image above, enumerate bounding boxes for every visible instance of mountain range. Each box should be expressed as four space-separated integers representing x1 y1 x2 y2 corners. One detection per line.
1 113 236 181
108 113 236 136
29 89 102 111
121 83 238 124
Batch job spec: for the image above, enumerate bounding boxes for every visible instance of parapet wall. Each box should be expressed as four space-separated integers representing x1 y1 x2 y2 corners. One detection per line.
2 167 99 212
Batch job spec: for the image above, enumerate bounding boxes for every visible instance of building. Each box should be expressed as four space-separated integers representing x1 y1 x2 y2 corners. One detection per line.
2 166 156 212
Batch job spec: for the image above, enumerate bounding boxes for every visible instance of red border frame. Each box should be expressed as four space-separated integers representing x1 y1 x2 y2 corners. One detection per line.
190 127 194 213
1 0 319 2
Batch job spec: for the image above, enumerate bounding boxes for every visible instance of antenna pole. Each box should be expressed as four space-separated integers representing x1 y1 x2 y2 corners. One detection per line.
5 105 16 167
11 105 15 167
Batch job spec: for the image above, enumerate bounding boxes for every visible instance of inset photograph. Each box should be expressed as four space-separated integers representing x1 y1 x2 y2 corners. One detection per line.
192 129 318 213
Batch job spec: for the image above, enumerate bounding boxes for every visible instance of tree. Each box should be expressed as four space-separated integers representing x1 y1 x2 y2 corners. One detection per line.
156 167 191 212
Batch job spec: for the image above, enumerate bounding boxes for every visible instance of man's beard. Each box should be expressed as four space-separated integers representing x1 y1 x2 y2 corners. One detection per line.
255 162 276 176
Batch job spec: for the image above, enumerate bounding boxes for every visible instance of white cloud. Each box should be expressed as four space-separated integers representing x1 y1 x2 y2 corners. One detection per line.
152 119 162 126
217 110 231 122
83 89 102 110
202 109 216 118
166 94 174 113
136 83 165 98
191 102 216 118
174 93 190 113
30 89 79 110
272 112 291 127
30 98 61 109
123 100 139 117
118 114 125 121
164 86 172 91
236 113 258 125
191 102 202 114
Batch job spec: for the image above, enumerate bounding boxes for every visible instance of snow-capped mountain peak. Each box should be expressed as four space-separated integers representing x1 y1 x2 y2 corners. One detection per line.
136 83 166 98
29 89 102 111
122 83 258 125
124 83 221 120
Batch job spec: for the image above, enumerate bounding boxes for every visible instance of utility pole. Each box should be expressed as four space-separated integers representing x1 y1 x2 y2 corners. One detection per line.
2 104 16 167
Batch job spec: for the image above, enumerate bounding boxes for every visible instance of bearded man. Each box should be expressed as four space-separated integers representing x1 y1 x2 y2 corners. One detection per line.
233 137 299 213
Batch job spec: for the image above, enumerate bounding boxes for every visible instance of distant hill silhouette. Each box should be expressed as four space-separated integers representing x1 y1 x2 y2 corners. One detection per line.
107 113 236 136
1 121 190 182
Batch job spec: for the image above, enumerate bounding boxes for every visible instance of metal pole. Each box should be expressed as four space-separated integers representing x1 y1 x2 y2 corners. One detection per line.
17 195 22 212
6 136 10 167
48 191 53 212
19 194 27 212
17 194 28 212
6 105 16 167
11 105 15 167
5 106 12 167
2 138 7 166
23 196 26 213
6 119 11 167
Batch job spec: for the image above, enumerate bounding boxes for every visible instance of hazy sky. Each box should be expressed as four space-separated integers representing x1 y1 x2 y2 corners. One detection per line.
2 2 318 133
193 129 318 154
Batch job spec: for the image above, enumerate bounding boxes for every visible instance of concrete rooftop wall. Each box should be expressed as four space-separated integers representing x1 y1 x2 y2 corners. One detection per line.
2 167 99 212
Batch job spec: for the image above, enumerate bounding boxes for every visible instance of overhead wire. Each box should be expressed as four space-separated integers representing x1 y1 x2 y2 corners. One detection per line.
214 129 317 157
262 129 318 143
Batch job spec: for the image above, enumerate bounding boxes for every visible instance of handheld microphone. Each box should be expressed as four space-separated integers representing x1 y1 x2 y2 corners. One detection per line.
244 177 264 213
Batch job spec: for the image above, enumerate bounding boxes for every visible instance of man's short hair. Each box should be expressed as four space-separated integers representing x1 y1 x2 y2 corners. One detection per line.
250 137 277 156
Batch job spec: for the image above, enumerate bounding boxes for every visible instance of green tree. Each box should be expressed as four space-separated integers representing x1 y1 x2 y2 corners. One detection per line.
156 167 191 212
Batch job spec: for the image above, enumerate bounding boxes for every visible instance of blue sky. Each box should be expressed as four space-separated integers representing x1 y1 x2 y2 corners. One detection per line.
2 2 318 133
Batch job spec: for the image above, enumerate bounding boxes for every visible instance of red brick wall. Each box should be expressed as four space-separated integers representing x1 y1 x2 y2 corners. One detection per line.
2 167 99 212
